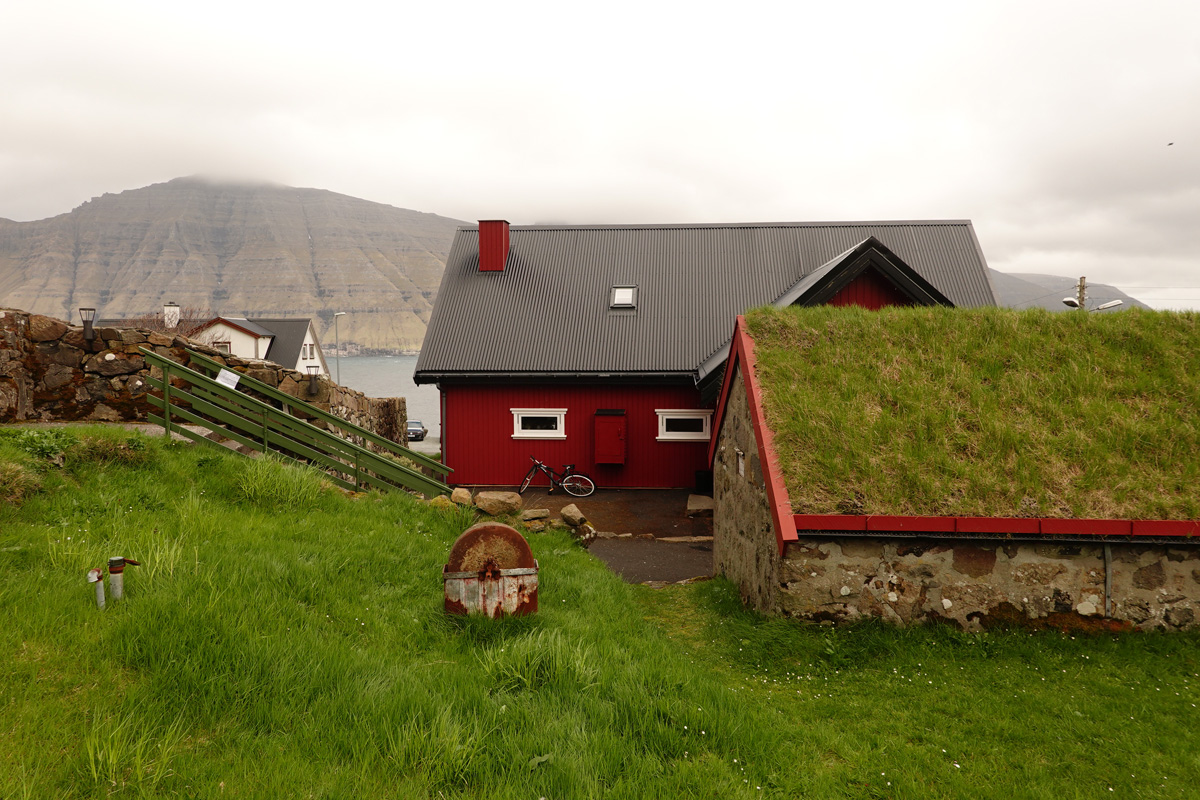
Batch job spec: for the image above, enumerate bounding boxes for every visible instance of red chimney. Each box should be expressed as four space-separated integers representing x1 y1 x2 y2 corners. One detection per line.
479 220 510 272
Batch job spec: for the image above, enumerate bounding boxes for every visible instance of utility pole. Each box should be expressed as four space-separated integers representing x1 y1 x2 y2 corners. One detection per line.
1075 276 1087 310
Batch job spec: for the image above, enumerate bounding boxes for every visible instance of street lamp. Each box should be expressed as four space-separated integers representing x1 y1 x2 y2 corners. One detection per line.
1062 276 1123 312
79 307 96 350
333 312 346 384
79 307 96 339
1061 297 1124 312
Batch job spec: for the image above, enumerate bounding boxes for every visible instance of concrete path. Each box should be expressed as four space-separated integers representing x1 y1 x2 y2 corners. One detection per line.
518 487 714 584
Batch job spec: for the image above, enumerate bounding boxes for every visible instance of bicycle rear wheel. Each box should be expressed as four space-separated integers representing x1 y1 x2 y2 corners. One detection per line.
561 474 595 497
519 467 536 494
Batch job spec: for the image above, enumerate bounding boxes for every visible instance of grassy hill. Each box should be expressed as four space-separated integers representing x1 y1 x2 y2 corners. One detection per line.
745 306 1200 519
2 427 1199 797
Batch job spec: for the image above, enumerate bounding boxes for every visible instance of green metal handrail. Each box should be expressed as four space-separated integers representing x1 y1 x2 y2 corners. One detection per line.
182 348 448 476
139 347 450 498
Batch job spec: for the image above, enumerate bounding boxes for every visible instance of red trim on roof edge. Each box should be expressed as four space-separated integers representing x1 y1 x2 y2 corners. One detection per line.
709 316 797 555
794 514 1200 538
190 317 270 339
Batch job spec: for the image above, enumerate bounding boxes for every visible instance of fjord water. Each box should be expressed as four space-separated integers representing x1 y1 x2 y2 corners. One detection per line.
335 355 440 438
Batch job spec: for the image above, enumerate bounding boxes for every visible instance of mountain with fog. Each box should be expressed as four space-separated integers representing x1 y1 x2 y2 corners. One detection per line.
0 177 466 352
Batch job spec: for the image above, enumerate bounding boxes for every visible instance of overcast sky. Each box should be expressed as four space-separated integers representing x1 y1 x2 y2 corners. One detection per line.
2 0 1198 308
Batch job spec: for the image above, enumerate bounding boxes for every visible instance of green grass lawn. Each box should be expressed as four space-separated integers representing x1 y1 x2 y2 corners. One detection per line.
2 426 1199 798
745 306 1200 519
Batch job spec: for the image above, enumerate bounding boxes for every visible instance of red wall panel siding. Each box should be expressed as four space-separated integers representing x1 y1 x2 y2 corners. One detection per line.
828 270 914 309
443 384 710 488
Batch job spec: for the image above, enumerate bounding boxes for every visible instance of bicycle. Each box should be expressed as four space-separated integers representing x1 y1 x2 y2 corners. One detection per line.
518 456 596 497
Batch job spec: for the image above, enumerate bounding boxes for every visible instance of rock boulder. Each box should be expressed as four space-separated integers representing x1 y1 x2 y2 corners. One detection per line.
474 491 523 516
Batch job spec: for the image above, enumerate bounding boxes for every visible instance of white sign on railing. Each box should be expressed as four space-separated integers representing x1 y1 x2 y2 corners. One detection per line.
216 369 241 389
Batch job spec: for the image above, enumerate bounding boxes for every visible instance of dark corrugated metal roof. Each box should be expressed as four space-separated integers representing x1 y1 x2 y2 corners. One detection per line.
254 318 312 368
415 220 995 382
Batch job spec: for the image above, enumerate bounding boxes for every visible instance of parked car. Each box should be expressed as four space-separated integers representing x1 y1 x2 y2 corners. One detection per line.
406 419 428 442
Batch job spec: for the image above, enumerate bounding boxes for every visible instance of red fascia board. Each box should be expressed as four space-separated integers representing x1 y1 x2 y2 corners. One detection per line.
956 516 1041 534
1131 520 1200 537
188 318 221 336
793 514 867 531
1040 518 1132 537
723 317 798 554
867 515 958 533
788 515 1199 538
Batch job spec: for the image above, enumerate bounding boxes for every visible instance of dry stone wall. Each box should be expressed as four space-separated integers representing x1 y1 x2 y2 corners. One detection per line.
712 368 781 613
779 538 1200 631
0 308 406 444
712 360 1200 631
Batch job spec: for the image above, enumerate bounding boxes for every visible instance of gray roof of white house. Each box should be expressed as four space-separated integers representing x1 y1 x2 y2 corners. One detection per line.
252 318 312 367
221 317 276 338
415 220 995 383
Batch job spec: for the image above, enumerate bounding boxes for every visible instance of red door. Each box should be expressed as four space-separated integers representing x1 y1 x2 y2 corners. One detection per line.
594 410 626 465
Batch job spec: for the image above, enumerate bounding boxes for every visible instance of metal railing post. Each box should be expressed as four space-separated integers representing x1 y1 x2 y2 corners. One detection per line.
162 364 172 438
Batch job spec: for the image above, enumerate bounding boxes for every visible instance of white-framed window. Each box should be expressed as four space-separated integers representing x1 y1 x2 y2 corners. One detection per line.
301 343 316 359
610 285 638 308
656 409 713 441
213 341 231 354
511 408 567 439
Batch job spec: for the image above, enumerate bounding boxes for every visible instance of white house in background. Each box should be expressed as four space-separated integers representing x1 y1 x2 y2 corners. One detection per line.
191 316 331 376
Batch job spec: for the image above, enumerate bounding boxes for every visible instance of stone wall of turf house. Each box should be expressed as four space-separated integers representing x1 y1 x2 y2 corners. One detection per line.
712 365 1200 632
777 538 1199 631
712 367 782 613
0 308 406 443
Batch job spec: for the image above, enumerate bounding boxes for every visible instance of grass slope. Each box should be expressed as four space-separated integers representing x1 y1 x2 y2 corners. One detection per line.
2 426 1199 798
745 306 1200 518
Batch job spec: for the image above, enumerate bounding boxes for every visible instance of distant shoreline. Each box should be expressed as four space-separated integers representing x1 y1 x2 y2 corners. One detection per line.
327 347 420 357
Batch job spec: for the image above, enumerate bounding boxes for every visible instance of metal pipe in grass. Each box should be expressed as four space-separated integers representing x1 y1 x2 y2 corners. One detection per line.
87 568 105 609
107 556 140 601
1104 544 1113 617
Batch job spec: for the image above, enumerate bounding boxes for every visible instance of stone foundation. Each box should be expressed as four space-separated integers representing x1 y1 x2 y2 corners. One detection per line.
778 537 1200 631
712 368 781 612
0 309 406 445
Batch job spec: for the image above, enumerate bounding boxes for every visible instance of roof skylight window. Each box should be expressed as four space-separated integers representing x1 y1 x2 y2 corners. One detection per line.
611 285 638 308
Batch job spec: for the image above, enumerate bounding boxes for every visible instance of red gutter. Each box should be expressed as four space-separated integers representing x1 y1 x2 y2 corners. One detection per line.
793 514 1200 538
709 316 798 554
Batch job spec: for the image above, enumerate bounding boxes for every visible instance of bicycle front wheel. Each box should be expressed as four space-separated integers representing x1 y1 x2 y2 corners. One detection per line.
519 467 536 494
561 474 595 497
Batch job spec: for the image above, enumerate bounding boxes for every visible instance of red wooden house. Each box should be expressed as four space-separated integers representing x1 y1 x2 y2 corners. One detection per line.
414 220 996 489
